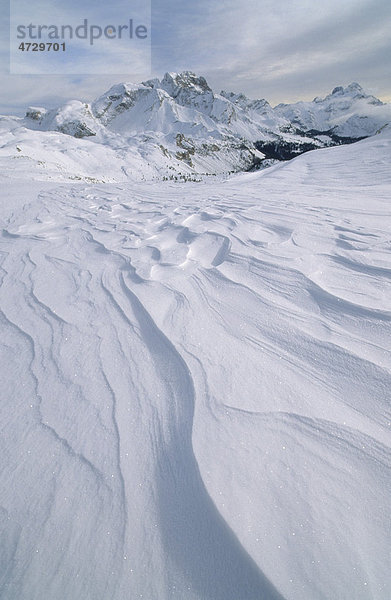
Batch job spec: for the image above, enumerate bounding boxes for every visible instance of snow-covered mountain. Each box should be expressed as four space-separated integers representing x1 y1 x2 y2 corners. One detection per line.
1 72 390 182
275 82 391 137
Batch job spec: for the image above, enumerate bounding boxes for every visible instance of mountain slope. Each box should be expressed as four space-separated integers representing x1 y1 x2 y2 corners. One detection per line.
0 126 390 600
1 73 390 182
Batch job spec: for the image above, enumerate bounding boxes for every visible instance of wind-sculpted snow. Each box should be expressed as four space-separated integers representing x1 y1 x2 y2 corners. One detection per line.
0 131 390 599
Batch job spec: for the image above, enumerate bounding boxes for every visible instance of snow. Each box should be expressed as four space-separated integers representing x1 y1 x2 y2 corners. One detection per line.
0 120 390 599
2 73 389 182
274 82 391 137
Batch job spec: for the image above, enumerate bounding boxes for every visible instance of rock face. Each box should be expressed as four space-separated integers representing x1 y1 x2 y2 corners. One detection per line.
13 72 391 178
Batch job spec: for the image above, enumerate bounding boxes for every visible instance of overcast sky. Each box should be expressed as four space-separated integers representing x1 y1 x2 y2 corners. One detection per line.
1 0 390 114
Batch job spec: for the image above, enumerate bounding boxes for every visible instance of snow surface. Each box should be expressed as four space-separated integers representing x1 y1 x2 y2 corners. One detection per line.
0 127 391 599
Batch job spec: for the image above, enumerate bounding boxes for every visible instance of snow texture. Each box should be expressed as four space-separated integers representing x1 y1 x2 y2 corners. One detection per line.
0 89 390 600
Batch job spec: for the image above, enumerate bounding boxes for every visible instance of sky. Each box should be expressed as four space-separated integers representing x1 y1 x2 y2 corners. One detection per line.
1 0 391 114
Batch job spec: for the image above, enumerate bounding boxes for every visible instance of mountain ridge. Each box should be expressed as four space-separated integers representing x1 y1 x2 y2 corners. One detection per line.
1 72 390 182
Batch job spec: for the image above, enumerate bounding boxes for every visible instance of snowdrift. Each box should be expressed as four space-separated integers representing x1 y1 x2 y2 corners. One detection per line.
0 124 390 599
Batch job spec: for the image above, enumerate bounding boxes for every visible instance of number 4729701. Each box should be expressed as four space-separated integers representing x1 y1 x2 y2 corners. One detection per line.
18 42 66 51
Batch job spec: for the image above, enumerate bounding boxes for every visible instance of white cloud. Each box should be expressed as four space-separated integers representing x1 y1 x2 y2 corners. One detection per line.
1 0 390 113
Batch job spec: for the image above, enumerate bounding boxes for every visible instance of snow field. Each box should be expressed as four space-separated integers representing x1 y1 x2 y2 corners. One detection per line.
0 130 390 599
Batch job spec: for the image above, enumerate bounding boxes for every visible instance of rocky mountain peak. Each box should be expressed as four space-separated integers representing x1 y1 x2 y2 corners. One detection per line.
331 82 364 96
18 72 390 178
161 71 212 94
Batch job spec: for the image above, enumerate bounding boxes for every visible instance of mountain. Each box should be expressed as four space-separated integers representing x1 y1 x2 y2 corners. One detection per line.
275 82 390 137
0 73 390 182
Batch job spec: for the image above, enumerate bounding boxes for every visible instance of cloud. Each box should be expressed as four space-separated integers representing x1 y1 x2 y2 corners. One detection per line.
9 0 150 75
0 0 390 113
151 0 391 103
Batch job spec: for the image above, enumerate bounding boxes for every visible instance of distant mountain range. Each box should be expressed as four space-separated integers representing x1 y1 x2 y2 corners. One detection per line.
1 72 390 182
